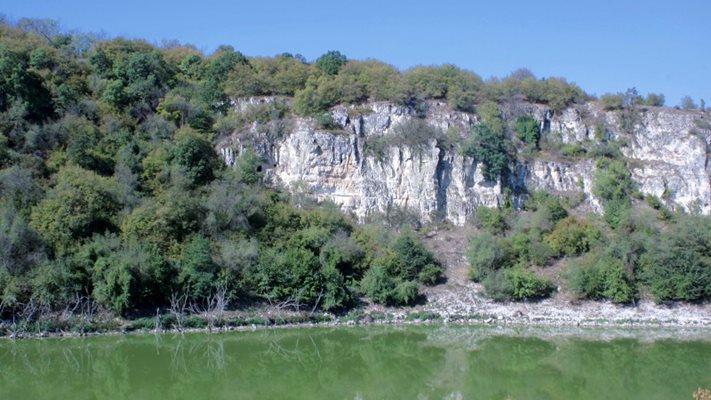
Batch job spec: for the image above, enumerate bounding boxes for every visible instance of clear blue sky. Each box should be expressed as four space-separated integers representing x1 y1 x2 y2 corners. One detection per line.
3 0 710 105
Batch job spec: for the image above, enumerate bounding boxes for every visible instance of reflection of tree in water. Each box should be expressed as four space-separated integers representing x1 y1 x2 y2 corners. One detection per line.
460 336 711 400
1 329 709 400
463 336 567 400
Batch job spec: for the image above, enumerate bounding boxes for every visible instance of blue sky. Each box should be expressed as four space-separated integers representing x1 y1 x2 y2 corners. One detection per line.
3 0 710 105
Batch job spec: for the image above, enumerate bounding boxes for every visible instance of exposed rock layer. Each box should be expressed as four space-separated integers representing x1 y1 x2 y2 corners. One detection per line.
218 98 711 224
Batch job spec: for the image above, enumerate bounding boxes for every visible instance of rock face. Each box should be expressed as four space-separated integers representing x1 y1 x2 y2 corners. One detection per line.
218 98 711 224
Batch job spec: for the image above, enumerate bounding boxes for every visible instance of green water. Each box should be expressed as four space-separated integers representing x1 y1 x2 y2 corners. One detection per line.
0 326 709 400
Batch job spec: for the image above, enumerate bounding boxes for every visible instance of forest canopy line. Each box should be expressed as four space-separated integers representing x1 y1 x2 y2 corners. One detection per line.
0 18 709 330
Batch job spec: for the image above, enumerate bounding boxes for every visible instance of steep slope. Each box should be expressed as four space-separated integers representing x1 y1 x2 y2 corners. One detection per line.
218 98 711 224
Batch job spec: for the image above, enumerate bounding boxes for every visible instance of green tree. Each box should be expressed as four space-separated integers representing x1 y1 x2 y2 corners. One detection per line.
172 127 221 186
462 124 510 182
546 217 600 257
641 217 711 302
314 50 347 75
567 254 634 303
234 147 263 185
30 166 120 251
594 159 635 228
390 229 442 284
514 115 540 148
178 235 220 300
90 235 173 316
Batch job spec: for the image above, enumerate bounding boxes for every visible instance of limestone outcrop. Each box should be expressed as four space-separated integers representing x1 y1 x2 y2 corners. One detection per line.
218 98 711 224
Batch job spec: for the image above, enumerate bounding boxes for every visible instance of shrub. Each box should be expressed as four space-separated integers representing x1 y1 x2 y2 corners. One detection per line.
462 124 510 182
359 229 440 306
506 268 555 300
30 166 121 251
525 191 568 231
361 264 398 305
514 115 541 148
467 232 511 281
594 159 635 202
482 270 513 301
567 255 634 303
483 268 554 301
560 144 587 158
401 65 482 111
643 93 665 107
314 51 347 76
475 206 510 234
600 94 624 110
594 158 635 228
640 217 711 302
389 229 442 283
0 206 47 275
364 120 443 161
546 217 600 257
178 235 220 300
315 112 338 129
172 127 221 186
603 198 632 229
510 231 555 266
234 148 263 185
91 236 174 316
393 280 419 305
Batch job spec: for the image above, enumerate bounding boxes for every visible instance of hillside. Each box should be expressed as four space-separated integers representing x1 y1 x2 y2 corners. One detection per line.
0 19 709 334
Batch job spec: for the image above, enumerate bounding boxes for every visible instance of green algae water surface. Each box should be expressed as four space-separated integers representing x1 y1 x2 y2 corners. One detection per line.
0 326 709 400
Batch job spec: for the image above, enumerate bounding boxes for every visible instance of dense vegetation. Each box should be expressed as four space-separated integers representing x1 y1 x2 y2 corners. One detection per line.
0 18 709 330
466 186 711 303
0 19 449 323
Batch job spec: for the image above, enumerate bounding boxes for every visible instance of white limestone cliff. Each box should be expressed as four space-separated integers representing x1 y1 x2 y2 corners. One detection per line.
218 98 711 224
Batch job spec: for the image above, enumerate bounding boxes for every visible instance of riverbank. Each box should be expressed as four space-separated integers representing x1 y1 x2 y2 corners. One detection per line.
2 289 709 339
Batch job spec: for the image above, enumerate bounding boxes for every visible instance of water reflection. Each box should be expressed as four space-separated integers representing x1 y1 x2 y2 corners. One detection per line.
0 326 709 400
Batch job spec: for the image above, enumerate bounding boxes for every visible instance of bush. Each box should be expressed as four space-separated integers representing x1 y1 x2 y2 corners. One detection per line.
525 191 568 232
390 229 443 284
90 236 174 316
506 268 555 300
640 217 711 302
315 112 338 129
250 244 322 305
314 51 347 76
30 166 121 251
393 280 419 305
358 229 440 306
546 217 600 257
594 159 634 202
234 148 263 185
462 124 510 182
483 268 553 301
402 65 482 111
560 144 587 158
510 231 555 267
600 94 624 110
361 264 396 305
475 206 510 234
172 127 221 186
482 270 513 301
594 158 635 228
567 255 634 303
178 235 220 300
514 115 541 148
467 232 511 281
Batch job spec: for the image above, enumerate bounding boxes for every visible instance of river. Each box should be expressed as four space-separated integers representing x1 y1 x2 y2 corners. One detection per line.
0 325 709 399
